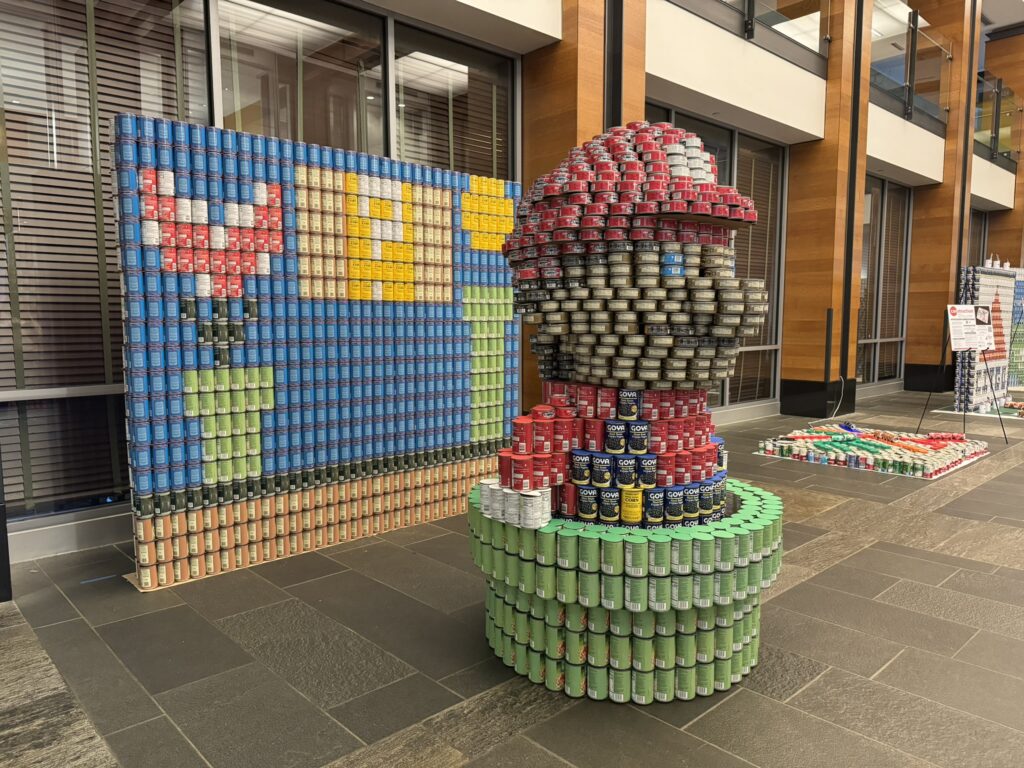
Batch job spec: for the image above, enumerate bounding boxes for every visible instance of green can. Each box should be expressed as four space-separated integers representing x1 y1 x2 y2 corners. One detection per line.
514 642 529 676
654 668 676 702
676 607 697 635
529 617 546 652
732 622 744 653
578 530 602 572
492 546 506 582
746 560 762 595
536 565 556 599
519 560 536 595
751 634 761 667
545 625 565 659
492 521 505 551
632 637 654 672
631 610 655 639
675 665 696 700
609 608 632 636
609 668 632 703
587 665 609 700
676 632 696 667
609 634 632 670
714 658 731 691
714 571 735 606
696 605 716 631
565 603 587 632
564 663 586 698
556 567 578 604
544 599 565 627
545 657 565 691
696 662 714 697
480 545 494 576
648 576 671 612
578 571 601 607
731 526 753 567
715 626 733 659
625 576 649 613
695 630 714 664
733 565 748 600
730 650 744 683
672 574 693 610
624 534 649 577
536 523 558 565
556 529 579 569
693 573 714 608
504 553 519 590
502 634 515 667
670 529 693 574
587 631 609 666
600 532 625 575
601 574 625 610
655 610 676 636
565 630 588 665
648 533 672 577
588 605 610 633
654 634 675 670
714 602 734 628
741 641 753 675
742 613 753 644
505 524 519 555
519 527 536 561
692 532 715 574
530 593 548 619
493 630 505 660
713 530 736 571
480 516 492 545
631 670 654 705
515 611 530 644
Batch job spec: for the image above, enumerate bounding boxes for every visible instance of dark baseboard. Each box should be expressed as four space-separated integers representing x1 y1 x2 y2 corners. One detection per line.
779 378 858 418
904 364 954 393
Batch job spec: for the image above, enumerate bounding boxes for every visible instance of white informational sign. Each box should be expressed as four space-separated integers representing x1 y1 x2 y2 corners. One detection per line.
948 304 994 352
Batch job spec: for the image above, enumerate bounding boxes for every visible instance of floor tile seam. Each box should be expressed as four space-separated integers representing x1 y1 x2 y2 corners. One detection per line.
63 613 218 767
868 647 907 681
715 687 948 768
197 594 296 624
390 526 458 548
867 543 1001 574
782 537 877 577
780 663 834 704
791 660 1024 742
873 580 1024 634
318 557 483 617
658 688 740 731
21 615 84 632
762 602 917 664
681 731 762 767
324 669 423 712
952 643 1024 684
34 546 135 583
97 713 166 740
927 573 1024 611
268 564 354 591
519 735 581 768
89 600 184 631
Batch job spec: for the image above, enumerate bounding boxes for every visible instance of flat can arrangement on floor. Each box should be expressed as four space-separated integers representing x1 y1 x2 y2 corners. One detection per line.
466 479 784 703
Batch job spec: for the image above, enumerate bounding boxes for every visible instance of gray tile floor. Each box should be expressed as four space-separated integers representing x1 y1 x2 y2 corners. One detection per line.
5 391 1024 768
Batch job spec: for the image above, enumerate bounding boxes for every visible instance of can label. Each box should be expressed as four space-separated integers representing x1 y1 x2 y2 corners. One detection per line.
598 487 622 523
590 454 613 487
637 455 658 489
577 486 599 521
627 421 650 454
584 419 605 452
617 389 641 420
614 455 637 488
571 450 592 484
665 486 686 521
604 420 627 454
620 488 642 525
643 488 665 526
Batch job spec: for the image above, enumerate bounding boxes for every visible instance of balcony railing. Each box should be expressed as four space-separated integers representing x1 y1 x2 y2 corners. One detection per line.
975 72 1021 171
869 1 952 135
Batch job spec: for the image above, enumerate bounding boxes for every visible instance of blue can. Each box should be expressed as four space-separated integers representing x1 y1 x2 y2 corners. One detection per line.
637 454 658 488
664 485 686 521
604 420 627 454
598 487 621 523
643 488 665 527
114 139 138 166
613 455 637 488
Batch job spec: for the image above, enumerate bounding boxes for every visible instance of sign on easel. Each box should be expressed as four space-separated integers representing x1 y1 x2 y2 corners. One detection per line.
947 304 994 352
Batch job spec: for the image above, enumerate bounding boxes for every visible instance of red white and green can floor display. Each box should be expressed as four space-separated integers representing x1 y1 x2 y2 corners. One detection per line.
469 119 784 702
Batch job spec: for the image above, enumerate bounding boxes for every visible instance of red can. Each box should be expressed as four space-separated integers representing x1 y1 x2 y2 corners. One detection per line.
554 405 576 419
673 391 690 417
689 452 705 482
158 196 176 221
659 391 676 419
675 450 692 484
553 418 575 453
640 391 661 421
561 483 578 518
512 417 533 455
667 419 686 452
597 387 617 419
498 449 513 488
657 453 676 487
551 484 562 514
511 456 533 491
584 418 605 452
572 418 585 450
532 454 551 489
533 419 554 454
159 220 176 247
649 419 669 454
550 393 571 408
531 403 556 420
576 384 597 418
550 451 568 486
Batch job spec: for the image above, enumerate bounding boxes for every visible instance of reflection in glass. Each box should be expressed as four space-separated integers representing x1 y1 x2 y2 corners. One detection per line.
754 1 824 53
672 112 732 186
729 350 777 403
394 23 511 178
220 0 384 153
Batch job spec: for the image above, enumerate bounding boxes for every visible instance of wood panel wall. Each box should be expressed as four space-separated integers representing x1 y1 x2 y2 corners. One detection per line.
980 35 1024 267
904 0 982 374
780 0 872 388
518 0 646 409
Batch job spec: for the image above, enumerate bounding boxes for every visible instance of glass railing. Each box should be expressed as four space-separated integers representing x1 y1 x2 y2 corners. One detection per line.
753 1 826 54
869 0 951 126
975 71 1021 164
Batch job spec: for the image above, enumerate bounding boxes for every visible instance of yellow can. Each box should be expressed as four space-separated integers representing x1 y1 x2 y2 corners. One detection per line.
621 488 644 525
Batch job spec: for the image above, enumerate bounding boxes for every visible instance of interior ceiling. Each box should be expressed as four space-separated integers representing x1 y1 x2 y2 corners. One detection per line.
982 0 1024 30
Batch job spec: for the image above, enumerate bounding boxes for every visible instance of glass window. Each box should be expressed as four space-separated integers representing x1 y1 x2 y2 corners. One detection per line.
0 0 204 517
857 176 910 383
220 0 384 153
968 209 987 266
394 23 512 178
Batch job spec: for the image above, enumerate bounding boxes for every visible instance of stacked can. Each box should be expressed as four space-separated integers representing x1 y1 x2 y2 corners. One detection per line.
503 119 767 388
467 478 784 702
953 265 1017 414
114 113 521 589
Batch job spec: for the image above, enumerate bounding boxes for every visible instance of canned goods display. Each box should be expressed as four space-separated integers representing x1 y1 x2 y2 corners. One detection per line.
115 114 521 589
756 423 988 480
469 475 784 704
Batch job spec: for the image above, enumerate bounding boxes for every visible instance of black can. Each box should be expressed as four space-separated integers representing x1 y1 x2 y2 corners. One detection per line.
577 486 600 521
613 454 637 488
627 420 650 454
598 487 621 523
637 454 658 489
